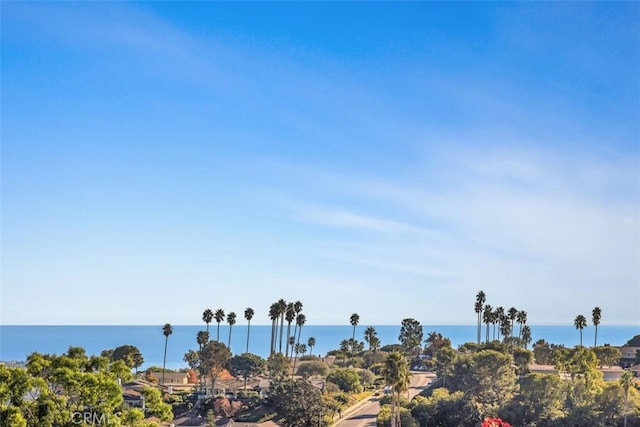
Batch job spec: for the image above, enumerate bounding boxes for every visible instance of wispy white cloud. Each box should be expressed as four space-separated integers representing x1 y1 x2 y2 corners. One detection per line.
3 2 638 327
268 140 639 324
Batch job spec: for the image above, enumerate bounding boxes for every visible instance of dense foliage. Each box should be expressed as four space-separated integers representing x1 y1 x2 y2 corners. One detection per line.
0 348 171 427
395 341 640 426
269 378 328 426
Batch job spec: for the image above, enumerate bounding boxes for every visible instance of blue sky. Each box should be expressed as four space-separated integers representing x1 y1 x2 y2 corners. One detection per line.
1 2 639 326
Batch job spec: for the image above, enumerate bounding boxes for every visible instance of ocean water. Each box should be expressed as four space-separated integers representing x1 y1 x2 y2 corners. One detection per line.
0 324 637 371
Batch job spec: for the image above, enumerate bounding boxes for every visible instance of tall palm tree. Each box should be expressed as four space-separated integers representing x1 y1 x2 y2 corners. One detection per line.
500 315 511 341
285 303 296 357
574 314 587 346
292 342 305 377
475 291 486 344
425 331 446 361
202 309 214 335
227 312 237 349
592 307 602 347
196 330 209 390
350 313 360 341
494 307 504 341
369 335 381 372
621 369 634 427
482 304 493 343
295 313 306 347
161 323 173 387
244 307 254 353
292 301 303 346
197 330 209 351
382 351 411 427
516 310 527 338
288 336 296 359
269 303 279 355
307 337 316 355
521 325 532 349
364 326 377 351
276 299 287 354
214 309 225 342
507 307 518 338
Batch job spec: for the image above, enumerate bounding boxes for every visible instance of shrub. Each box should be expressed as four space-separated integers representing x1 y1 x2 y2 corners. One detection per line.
379 394 410 407
324 382 340 393
296 360 329 377
326 368 362 393
299 355 320 362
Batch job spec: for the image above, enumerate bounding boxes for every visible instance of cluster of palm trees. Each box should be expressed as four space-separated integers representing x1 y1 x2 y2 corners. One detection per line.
574 306 601 347
161 301 318 386
267 299 308 359
364 325 381 363
201 307 255 353
475 291 531 347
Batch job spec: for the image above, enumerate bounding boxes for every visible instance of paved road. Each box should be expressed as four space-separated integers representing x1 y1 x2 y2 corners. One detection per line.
333 372 435 427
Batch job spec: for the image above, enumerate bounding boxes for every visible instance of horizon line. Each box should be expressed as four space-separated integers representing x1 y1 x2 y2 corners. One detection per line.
1 323 638 328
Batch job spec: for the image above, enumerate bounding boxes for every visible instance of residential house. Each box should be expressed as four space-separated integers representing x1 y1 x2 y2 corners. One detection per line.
600 366 624 381
122 389 144 408
618 346 640 368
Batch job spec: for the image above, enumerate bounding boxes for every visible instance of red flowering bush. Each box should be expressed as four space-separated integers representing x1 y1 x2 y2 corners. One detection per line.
482 417 512 427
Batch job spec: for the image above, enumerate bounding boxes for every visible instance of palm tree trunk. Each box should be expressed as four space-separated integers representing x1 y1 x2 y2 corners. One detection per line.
292 351 299 378
292 324 298 348
594 325 598 348
285 323 292 357
279 316 285 354
519 323 522 339
624 388 629 427
162 336 168 387
246 320 251 353
270 320 276 355
391 393 396 427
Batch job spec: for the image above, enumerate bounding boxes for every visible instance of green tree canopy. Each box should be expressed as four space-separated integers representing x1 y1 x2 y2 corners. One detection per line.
199 340 232 392
227 353 265 389
411 388 479 427
594 345 621 368
110 344 143 369
326 368 362 393
141 387 173 422
533 339 552 365
499 373 565 424
296 360 329 377
267 353 290 379
512 347 533 375
399 318 423 355
269 378 327 427
466 350 518 417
